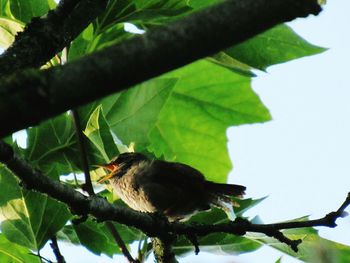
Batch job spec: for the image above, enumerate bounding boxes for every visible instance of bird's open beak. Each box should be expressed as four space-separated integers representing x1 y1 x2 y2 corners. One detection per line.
96 164 120 183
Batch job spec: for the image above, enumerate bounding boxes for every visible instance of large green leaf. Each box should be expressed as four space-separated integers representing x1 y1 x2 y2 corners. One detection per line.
24 113 80 179
0 17 23 49
0 166 71 250
82 77 177 158
9 0 55 23
102 78 177 152
148 60 271 182
226 24 326 71
0 234 41 263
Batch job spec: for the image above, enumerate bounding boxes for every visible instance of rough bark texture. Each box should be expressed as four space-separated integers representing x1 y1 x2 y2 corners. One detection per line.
152 237 178 263
0 0 321 138
0 0 107 75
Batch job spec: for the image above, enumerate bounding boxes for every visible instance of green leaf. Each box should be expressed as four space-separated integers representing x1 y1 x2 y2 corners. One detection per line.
68 23 94 61
0 166 71 250
0 0 13 18
86 23 133 53
233 196 267 217
226 24 326 71
84 105 118 162
0 234 41 263
102 78 177 152
24 113 80 179
63 219 140 257
81 78 176 174
0 17 23 49
148 60 271 183
96 0 191 32
174 207 262 256
9 0 53 23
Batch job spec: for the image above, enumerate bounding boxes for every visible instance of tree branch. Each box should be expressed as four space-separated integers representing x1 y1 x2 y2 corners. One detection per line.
0 141 348 256
0 0 107 75
50 236 66 263
0 0 321 139
152 237 178 263
71 109 95 196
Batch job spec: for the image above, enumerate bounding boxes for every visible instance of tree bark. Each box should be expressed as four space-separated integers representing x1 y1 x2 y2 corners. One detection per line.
0 0 321 138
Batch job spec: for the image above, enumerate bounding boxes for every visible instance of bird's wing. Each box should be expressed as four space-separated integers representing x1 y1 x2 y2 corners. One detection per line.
148 160 206 187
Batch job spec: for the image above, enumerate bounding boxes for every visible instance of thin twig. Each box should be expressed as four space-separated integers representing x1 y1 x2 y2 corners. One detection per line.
71 109 94 196
106 221 140 263
50 236 66 263
70 111 138 262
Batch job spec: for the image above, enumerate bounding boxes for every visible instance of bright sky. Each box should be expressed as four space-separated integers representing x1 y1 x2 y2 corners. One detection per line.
37 0 349 262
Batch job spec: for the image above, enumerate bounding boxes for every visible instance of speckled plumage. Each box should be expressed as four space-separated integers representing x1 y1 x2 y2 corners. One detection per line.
102 153 246 221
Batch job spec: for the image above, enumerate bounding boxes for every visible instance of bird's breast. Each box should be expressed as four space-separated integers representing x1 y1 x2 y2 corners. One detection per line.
109 162 157 213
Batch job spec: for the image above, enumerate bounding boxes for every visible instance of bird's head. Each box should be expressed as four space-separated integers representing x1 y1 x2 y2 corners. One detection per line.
97 152 148 183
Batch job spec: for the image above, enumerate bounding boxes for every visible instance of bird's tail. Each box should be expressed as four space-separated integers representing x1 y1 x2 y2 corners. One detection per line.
205 181 246 197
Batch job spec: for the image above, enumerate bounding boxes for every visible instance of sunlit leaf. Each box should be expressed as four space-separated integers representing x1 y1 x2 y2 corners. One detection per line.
102 78 177 152
0 234 41 263
148 60 271 183
226 24 326 70
0 166 71 250
0 17 23 48
84 105 118 162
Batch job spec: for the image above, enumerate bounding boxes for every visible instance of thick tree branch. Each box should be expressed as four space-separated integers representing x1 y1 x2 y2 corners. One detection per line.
0 0 107 75
0 141 348 255
0 0 321 139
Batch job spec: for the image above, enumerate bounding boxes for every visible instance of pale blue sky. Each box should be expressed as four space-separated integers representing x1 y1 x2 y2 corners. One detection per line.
37 0 350 262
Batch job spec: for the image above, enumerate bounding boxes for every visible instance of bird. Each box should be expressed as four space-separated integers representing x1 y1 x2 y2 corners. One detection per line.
98 152 246 221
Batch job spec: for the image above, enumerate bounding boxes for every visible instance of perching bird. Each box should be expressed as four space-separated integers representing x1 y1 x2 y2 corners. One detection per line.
98 152 246 221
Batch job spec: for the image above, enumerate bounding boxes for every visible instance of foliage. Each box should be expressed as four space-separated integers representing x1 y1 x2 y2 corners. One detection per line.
0 0 346 262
